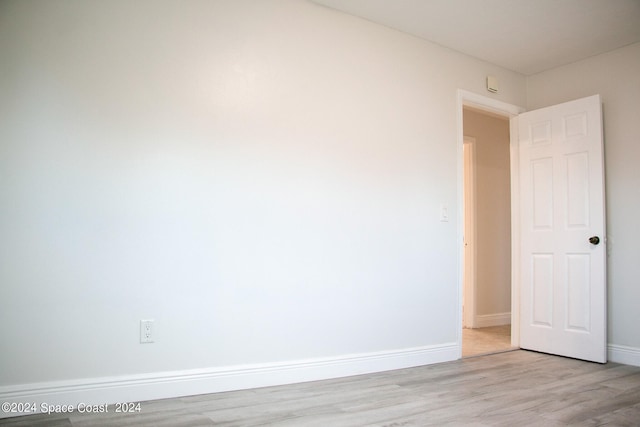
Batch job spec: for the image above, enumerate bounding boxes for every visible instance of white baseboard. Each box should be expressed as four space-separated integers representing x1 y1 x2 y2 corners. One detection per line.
0 343 458 419
474 312 511 328
608 344 640 367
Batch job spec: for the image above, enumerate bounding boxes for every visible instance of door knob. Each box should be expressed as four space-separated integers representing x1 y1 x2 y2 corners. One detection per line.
589 236 600 245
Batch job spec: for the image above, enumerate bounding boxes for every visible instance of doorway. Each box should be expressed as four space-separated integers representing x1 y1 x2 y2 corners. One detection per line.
461 102 517 357
462 106 511 357
457 91 607 362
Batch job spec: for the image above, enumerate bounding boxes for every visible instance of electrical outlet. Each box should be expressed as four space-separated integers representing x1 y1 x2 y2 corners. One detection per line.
140 320 154 343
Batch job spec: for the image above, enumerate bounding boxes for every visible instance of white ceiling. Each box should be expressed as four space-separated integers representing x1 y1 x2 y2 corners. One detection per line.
311 0 640 75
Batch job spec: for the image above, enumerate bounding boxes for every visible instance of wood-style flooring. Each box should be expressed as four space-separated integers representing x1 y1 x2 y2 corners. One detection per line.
2 350 640 426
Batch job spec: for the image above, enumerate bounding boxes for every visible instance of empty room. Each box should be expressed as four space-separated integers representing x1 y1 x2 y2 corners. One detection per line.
1 0 640 425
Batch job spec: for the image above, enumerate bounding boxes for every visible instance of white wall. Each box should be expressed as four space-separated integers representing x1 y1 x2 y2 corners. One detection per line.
0 0 526 404
463 109 511 320
527 42 640 353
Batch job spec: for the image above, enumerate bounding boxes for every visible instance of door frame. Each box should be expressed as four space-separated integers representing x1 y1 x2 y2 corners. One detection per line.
462 136 477 329
456 89 526 355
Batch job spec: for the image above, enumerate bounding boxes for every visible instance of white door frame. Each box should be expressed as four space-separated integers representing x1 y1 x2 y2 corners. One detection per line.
462 136 477 329
456 90 526 355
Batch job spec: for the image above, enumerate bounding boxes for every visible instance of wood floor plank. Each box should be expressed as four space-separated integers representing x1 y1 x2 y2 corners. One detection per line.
1 350 639 426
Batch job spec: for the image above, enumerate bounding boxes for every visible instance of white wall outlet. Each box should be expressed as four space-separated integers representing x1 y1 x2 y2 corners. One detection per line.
140 319 154 343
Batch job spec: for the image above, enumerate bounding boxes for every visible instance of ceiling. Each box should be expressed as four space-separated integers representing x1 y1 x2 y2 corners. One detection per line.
311 0 640 75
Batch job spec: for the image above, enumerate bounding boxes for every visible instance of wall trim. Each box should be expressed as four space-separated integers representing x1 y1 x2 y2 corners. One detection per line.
608 344 640 367
474 312 511 328
0 343 457 419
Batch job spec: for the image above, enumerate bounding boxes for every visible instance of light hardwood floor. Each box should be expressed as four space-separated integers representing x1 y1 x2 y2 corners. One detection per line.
2 350 640 426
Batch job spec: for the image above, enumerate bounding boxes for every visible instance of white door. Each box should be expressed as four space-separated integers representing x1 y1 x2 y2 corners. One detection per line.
517 94 606 363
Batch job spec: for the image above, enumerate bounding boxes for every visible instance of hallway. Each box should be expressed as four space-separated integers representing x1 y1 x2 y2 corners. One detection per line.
462 325 513 357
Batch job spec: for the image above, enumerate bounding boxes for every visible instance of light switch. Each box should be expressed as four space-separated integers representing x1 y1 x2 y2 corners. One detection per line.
440 204 449 222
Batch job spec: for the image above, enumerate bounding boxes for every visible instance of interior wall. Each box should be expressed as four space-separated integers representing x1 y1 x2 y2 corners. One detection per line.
0 0 526 390
526 42 640 350
463 109 511 319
